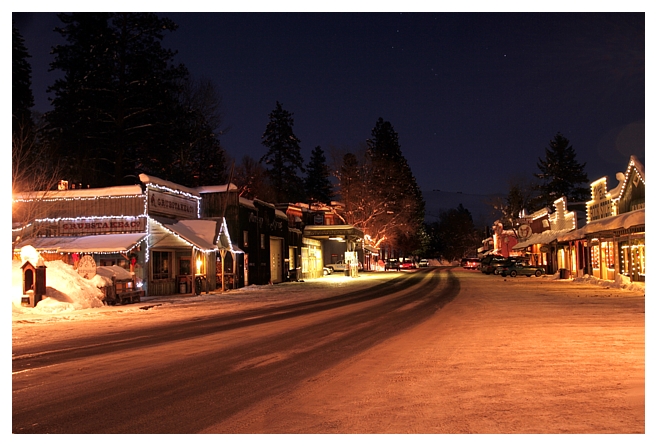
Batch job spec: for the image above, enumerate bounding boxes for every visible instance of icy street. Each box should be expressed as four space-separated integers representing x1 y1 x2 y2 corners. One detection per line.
11 264 645 435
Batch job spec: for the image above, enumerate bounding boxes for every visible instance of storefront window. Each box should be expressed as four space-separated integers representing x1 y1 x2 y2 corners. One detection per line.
591 244 600 269
631 238 645 281
603 241 614 270
179 257 191 275
152 251 171 280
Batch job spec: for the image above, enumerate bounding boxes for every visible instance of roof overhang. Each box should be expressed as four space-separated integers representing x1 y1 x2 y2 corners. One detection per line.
14 233 147 254
302 225 364 239
149 217 220 252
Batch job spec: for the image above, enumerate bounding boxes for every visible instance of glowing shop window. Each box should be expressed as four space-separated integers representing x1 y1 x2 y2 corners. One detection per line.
591 245 600 269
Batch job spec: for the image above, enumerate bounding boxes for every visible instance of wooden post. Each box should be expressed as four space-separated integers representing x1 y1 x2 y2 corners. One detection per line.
220 248 226 292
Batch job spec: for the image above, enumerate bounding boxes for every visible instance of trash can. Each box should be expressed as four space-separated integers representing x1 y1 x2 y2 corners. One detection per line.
559 269 570 279
180 281 187 294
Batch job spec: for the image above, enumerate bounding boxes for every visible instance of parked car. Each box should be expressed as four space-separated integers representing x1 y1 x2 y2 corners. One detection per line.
385 259 400 271
400 259 416 269
479 255 508 274
499 262 546 277
460 258 481 269
418 259 430 268
325 260 362 273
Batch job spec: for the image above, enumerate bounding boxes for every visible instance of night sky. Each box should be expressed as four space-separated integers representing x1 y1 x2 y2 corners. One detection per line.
12 11 645 196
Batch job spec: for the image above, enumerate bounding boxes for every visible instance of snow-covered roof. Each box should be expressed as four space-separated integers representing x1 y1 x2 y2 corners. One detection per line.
195 183 239 194
13 185 143 201
96 265 134 281
608 172 625 199
13 233 148 253
239 196 257 210
139 173 200 197
153 218 221 251
275 210 288 220
559 208 645 242
512 229 573 250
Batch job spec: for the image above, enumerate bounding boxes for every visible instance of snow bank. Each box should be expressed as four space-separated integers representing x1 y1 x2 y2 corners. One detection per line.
12 256 106 315
571 274 645 292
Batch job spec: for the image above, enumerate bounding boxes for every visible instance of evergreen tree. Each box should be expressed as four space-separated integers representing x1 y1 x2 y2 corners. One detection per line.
365 118 425 252
533 133 589 209
260 101 305 203
431 204 480 261
44 13 190 187
304 146 333 204
161 77 228 187
12 23 34 133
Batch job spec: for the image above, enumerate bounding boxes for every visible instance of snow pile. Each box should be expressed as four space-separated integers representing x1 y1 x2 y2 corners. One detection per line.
571 274 645 292
12 249 107 314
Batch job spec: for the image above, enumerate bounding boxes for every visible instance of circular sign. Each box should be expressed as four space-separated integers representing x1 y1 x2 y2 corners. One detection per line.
518 224 532 239
540 246 550 253
77 255 97 279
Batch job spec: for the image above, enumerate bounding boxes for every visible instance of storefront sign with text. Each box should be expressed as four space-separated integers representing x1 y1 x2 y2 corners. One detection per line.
59 217 147 235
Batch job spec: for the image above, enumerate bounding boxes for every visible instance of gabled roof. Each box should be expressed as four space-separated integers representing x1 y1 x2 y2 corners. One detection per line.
615 155 645 203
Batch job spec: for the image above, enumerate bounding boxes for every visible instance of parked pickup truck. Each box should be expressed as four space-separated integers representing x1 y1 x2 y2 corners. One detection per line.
325 260 362 273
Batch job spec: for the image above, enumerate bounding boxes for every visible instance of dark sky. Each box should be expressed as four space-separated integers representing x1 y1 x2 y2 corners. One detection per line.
13 12 645 196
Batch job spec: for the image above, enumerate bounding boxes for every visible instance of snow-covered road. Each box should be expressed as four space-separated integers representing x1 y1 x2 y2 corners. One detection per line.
12 266 645 434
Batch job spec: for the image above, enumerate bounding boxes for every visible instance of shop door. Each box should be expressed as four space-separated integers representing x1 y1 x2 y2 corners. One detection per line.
270 237 283 283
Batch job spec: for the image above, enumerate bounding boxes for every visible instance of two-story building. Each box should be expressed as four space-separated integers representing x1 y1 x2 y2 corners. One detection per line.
558 155 645 282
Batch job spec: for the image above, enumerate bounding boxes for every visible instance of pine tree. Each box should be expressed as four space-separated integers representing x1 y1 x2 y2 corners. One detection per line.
304 146 333 204
260 101 305 203
533 133 589 209
12 23 34 133
163 77 228 187
44 13 191 187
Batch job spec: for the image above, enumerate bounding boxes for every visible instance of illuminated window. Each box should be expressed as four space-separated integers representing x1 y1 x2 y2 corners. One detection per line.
591 244 600 269
604 242 614 269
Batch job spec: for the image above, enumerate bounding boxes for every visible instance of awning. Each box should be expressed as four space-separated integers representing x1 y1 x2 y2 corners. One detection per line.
364 244 379 254
511 229 572 250
150 217 220 251
14 233 147 254
303 224 364 239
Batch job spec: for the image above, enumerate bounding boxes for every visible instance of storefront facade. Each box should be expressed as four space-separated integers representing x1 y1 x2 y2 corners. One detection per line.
13 174 227 298
558 155 645 283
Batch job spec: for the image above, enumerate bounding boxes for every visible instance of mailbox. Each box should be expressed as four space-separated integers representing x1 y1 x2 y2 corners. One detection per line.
21 261 47 307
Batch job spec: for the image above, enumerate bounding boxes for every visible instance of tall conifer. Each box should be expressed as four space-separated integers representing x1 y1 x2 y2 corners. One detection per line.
260 101 305 203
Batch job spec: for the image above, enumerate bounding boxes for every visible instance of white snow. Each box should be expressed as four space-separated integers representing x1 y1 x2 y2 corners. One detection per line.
139 173 200 197
195 183 239 194
13 184 143 200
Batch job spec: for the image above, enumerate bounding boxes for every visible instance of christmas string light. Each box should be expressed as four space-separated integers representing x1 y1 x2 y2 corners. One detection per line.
613 159 645 206
33 215 147 223
13 194 146 203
